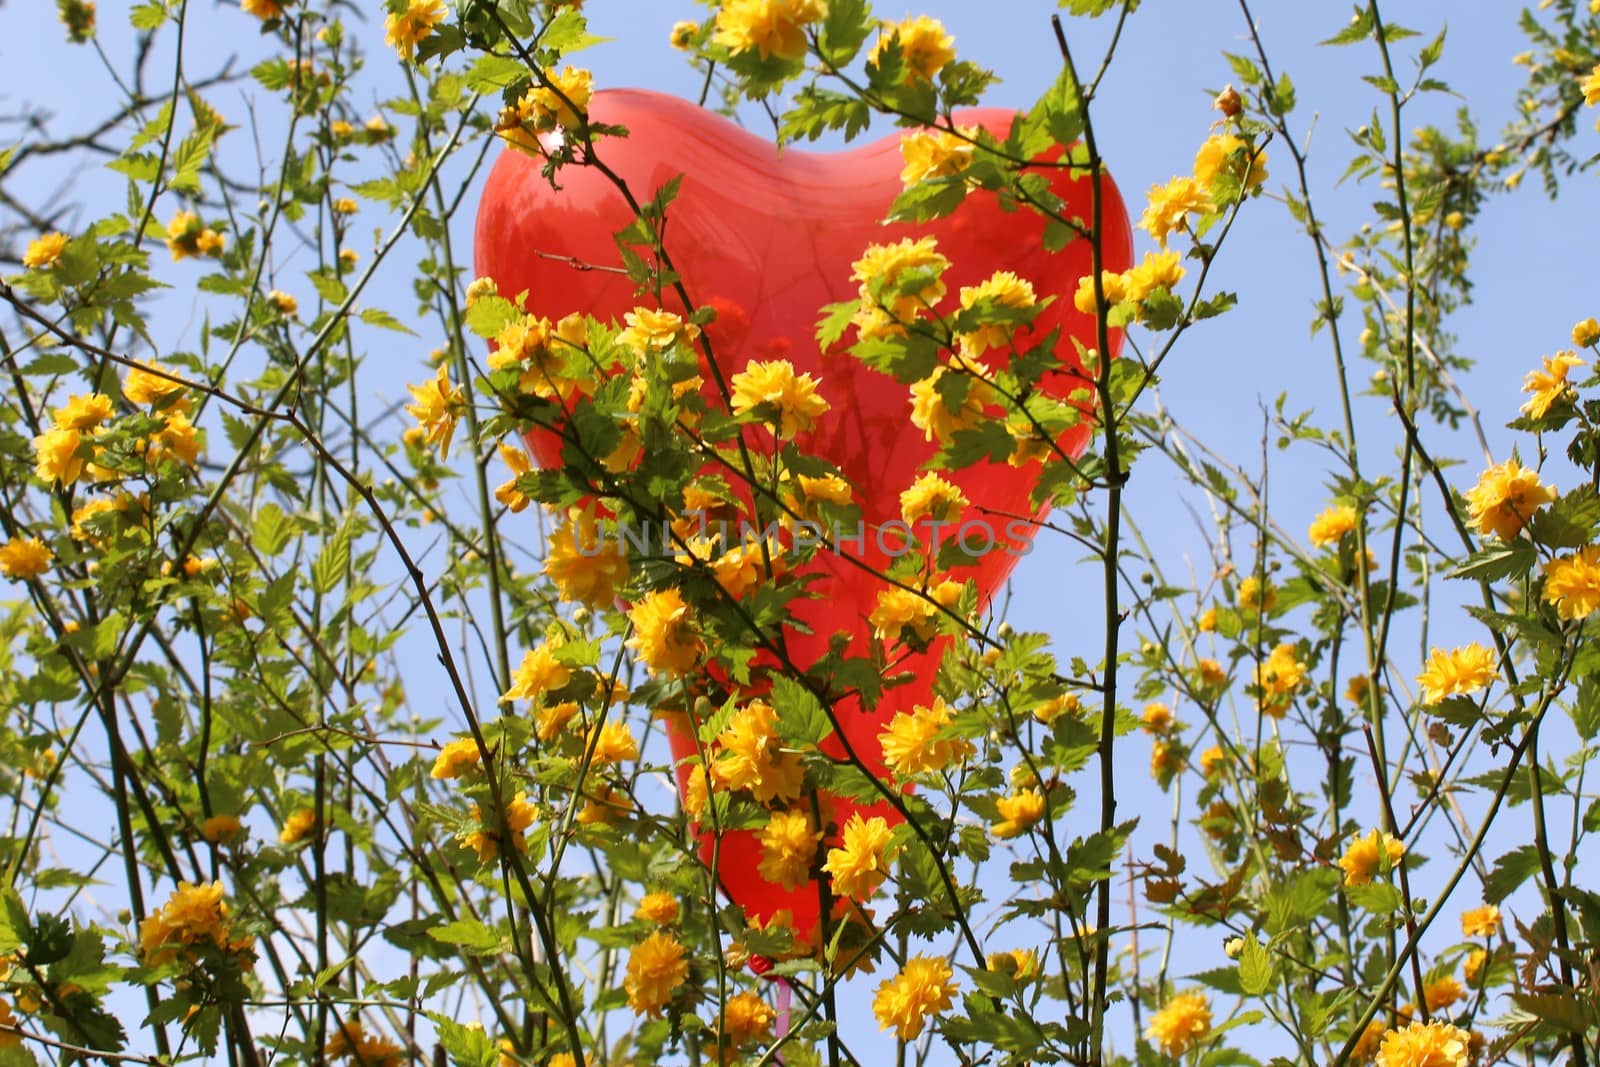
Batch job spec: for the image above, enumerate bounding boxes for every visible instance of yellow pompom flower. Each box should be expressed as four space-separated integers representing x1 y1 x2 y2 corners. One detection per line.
711 701 804 804
431 737 482 779
1139 702 1173 736
0 537 53 580
878 697 973 777
1145 990 1212 1056
1139 176 1212 247
496 66 594 150
1255 643 1307 718
586 720 640 765
201 815 245 844
1237 575 1275 613
493 443 533 513
872 955 956 1040
823 813 895 900
957 270 1037 356
1573 317 1600 348
908 362 994 446
1309 504 1358 547
899 471 968 526
635 892 680 926
241 0 289 19
869 579 962 646
899 126 975 187
670 19 699 50
870 15 955 82
325 1020 406 1066
758 809 821 890
1374 1019 1471 1067
1542 545 1600 621
138 880 251 967
1122 250 1186 303
279 807 317 844
1520 351 1585 419
627 588 702 677
712 0 826 61
1423 975 1464 1012
851 236 949 339
1463 459 1555 540
23 231 69 269
405 364 465 459
32 427 85 488
722 991 776 1046
52 392 115 432
1416 643 1496 705
1194 133 1267 193
991 789 1046 839
730 359 829 436
1072 269 1129 316
1339 828 1405 886
1582 64 1600 107
385 0 447 61
461 790 538 862
545 508 630 608
502 639 572 705
624 931 689 1015
124 359 188 408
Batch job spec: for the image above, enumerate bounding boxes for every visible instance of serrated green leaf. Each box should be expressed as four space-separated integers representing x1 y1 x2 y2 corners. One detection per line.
1239 936 1275 995
359 307 416 335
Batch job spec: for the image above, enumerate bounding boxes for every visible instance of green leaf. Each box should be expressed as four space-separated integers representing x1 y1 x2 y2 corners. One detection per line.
427 919 502 953
1484 844 1542 904
0 890 26 956
359 307 416 335
770 675 833 746
465 55 529 93
540 8 609 55
1238 936 1275 995
311 522 352 595
130 0 167 30
169 127 215 194
1448 541 1535 583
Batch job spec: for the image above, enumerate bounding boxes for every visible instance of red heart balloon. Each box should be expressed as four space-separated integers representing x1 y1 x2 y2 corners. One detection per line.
474 89 1131 946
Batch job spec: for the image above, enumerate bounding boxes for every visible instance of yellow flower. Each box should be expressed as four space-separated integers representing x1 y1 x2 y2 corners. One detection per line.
1582 64 1600 107
1122 250 1186 303
1464 459 1555 540
627 588 701 677
1573 317 1600 348
587 720 639 765
201 815 244 844
241 0 288 18
1199 745 1226 776
730 359 829 436
1374 1020 1470 1067
164 210 224 260
405 364 464 459
1309 504 1359 547
1347 673 1372 706
878 697 973 777
138 881 249 966
279 807 317 844
872 955 956 1040
502 640 572 704
52 393 114 432
1352 1018 1388 1063
1150 739 1186 779
0 537 53 580
1140 702 1173 735
670 19 699 50
151 411 201 466
1463 948 1487 985
1237 575 1275 613
712 0 826 61
899 126 975 186
577 783 632 826
1542 545 1600 621
711 701 804 804
267 289 298 317
461 790 539 862
1139 176 1212 247
1194 133 1267 193
624 931 689 1015
869 579 962 646
992 789 1046 839
1255 643 1307 718
1032 692 1080 724
492 443 533 513
617 306 695 355
899 472 968 526
0 999 21 1048
1339 828 1405 886
431 737 482 779
385 0 447 61
870 15 955 82
636 891 680 926
823 813 895 900
956 270 1037 356
32 427 85 487
1423 975 1464 1012
325 1020 406 1066
1145 990 1212 1056
1416 643 1496 705
496 66 594 149
758 809 820 890
986 948 1039 981
851 236 949 340
534 701 579 743
1196 658 1228 689
123 360 188 411
1072 269 1129 316
908 362 993 446
1521 351 1585 419
546 508 630 608
722 990 775 1046
1197 606 1217 632
23 231 69 269
795 472 853 507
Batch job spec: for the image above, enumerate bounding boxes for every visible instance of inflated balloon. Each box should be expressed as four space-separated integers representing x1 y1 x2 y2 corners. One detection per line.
474 89 1131 944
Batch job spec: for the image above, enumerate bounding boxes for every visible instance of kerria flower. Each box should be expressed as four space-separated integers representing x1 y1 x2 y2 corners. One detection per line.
1139 176 1212 247
405 364 465 459
1520 351 1585 419
991 789 1046 839
325 1020 406 1067
712 0 827 62
624 931 689 1015
627 588 702 677
501 638 572 705
758 809 821 890
851 236 949 340
22 231 69 269
899 471 968 526
872 955 957 1040
0 537 53 580
711 701 804 804
721 991 775 1046
1416 643 1496 705
430 737 482 780
1339 828 1404 885
1542 545 1600 621
545 508 629 608
384 0 447 61
1463 459 1555 541
899 126 976 187
635 892 679 926
956 270 1036 357
908 361 995 446
823 813 895 900
730 359 829 436
869 15 955 82
878 697 973 777
1309 504 1358 547
1145 990 1211 1056
1194 133 1267 193
1374 1020 1471 1067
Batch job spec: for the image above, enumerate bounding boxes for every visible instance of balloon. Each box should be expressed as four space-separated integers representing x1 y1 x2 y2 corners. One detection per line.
474 89 1131 946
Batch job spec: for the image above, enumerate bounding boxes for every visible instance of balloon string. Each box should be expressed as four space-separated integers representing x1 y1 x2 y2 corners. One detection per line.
774 977 792 1065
